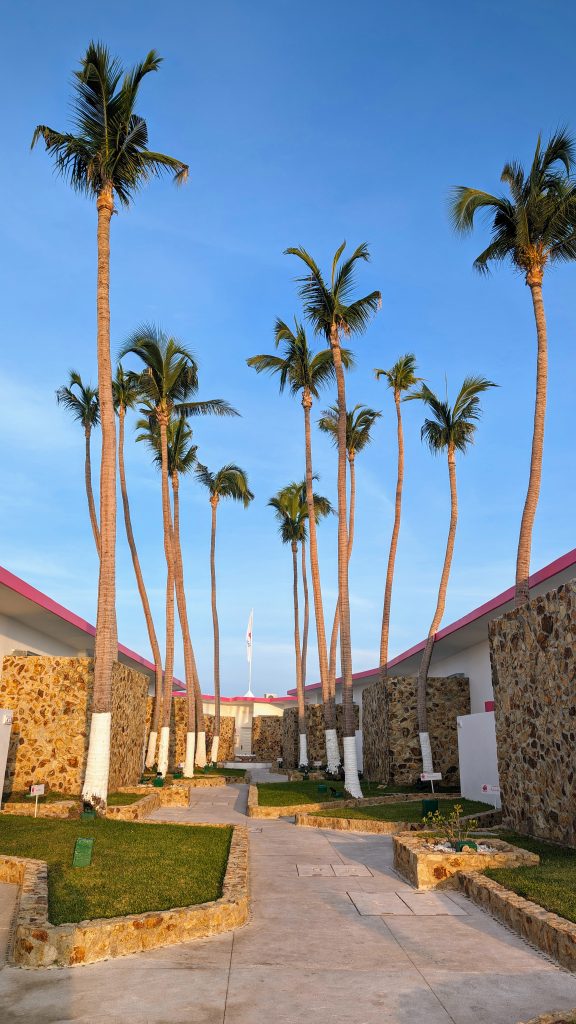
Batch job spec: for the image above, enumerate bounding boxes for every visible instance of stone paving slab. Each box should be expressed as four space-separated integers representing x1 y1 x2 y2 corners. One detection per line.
332 863 373 877
348 891 416 916
398 892 467 916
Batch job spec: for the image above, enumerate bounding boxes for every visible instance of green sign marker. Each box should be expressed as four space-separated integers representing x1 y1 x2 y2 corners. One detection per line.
72 837 94 868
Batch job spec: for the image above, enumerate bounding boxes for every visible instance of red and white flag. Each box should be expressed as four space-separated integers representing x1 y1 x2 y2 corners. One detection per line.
246 609 253 664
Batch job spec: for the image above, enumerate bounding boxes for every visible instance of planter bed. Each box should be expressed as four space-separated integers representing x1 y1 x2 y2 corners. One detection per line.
0 816 248 968
296 800 497 834
393 831 538 890
249 784 466 820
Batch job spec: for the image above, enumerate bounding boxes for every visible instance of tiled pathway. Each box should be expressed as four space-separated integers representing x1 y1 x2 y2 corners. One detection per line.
0 783 575 1023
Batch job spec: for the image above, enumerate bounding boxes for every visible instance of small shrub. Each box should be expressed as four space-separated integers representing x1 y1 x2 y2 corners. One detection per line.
423 803 478 847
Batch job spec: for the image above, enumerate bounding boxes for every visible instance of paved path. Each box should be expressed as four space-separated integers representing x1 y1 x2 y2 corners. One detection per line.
1 783 575 1023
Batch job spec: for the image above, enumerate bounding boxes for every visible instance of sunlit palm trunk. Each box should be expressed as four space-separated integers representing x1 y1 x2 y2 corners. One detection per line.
83 184 116 808
157 415 176 778
330 329 361 797
171 472 200 776
291 542 307 766
85 427 101 557
380 391 404 669
118 407 163 767
210 497 221 763
515 276 547 606
328 453 356 690
417 443 458 763
302 393 334 768
300 541 309 687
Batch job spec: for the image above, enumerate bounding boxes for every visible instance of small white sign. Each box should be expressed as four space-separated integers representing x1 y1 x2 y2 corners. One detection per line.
30 784 45 796
481 784 500 793
420 772 442 781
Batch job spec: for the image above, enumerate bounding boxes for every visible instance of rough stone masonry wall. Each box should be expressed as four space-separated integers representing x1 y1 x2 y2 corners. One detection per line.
1 656 149 795
362 674 470 785
145 697 236 766
281 704 359 769
252 716 282 761
489 580 576 847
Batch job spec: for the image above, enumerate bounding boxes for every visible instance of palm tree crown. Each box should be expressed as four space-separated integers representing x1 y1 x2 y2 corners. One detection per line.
195 464 254 507
137 415 198 477
375 353 422 396
318 404 381 458
286 242 381 339
32 43 188 205
56 370 100 431
269 482 333 545
247 319 353 394
409 378 497 453
113 365 141 414
450 130 576 281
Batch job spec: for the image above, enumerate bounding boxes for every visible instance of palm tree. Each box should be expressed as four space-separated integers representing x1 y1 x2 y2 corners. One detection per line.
113 365 163 767
375 355 422 668
269 482 332 767
121 325 238 775
56 370 101 556
407 377 496 770
285 243 380 796
318 403 381 698
33 44 188 806
451 130 576 606
247 319 352 771
290 480 333 695
195 464 254 763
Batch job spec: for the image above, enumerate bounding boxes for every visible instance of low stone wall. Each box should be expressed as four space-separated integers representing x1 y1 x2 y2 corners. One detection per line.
252 716 282 761
393 832 538 890
146 699 236 767
247 787 466 820
1 824 249 968
489 580 576 847
295 806 500 835
0 656 149 797
362 674 470 785
281 704 359 769
519 1013 576 1024
456 871 576 973
1 801 80 819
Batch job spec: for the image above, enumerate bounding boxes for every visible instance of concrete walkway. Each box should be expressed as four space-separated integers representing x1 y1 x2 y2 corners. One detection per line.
0 783 575 1023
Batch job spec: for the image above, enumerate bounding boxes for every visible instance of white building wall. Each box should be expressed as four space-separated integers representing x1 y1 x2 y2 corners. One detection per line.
429 639 493 713
457 711 501 809
0 613 78 666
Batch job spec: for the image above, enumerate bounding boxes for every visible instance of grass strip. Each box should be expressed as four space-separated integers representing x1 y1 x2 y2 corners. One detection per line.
317 798 494 822
484 831 576 925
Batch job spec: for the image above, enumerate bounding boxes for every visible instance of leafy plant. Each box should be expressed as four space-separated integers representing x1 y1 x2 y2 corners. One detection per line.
423 803 478 846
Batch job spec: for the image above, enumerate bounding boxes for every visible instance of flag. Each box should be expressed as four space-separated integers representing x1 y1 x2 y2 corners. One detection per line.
246 609 253 664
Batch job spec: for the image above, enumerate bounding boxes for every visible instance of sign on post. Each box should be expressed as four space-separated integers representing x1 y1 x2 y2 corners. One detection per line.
420 771 442 793
30 783 45 818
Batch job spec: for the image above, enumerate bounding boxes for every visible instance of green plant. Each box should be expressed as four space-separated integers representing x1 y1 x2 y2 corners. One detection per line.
423 803 479 846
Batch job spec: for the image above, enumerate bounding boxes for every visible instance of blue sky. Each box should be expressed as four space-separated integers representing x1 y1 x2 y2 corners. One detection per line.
1 1 575 696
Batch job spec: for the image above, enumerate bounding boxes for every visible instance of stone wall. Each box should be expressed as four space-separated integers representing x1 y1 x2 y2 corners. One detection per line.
145 697 236 766
489 581 576 847
0 656 149 795
252 716 282 761
362 674 470 785
281 704 359 769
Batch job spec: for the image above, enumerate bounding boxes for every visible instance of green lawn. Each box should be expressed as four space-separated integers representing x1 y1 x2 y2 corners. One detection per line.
256 780 424 807
106 792 144 806
0 815 232 925
318 798 494 822
2 791 80 805
485 831 576 925
203 767 247 777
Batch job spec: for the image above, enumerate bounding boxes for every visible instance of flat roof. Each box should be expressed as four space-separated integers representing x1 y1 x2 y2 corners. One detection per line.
288 547 576 695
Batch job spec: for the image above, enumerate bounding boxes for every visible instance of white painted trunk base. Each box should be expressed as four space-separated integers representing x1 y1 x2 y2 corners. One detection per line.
343 735 363 799
325 729 340 773
419 731 434 773
195 730 207 768
82 712 111 806
183 732 195 777
210 736 219 764
145 730 158 769
157 726 170 777
298 734 308 767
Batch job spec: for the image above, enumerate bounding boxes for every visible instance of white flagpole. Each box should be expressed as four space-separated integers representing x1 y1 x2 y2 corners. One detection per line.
245 609 254 698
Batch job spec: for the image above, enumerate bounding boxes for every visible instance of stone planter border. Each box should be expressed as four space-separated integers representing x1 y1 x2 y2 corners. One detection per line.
1 801 80 819
0 822 249 969
393 831 539 891
518 1013 576 1023
247 784 474 820
455 871 576 973
295 808 500 835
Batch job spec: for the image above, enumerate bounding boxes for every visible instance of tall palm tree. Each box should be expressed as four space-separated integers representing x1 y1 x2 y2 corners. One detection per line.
33 44 188 806
286 243 380 796
269 482 332 767
407 377 496 771
375 355 422 669
195 464 254 763
451 130 576 605
318 404 381 698
122 325 238 775
247 319 352 771
56 370 101 556
113 365 163 767
290 480 333 695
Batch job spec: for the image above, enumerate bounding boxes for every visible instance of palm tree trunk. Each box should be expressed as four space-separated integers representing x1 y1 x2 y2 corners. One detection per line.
330 329 361 798
171 472 200 775
291 541 307 766
380 391 404 669
210 497 221 763
302 393 334 768
82 184 116 808
85 427 101 557
157 414 176 778
417 443 458 760
300 541 309 687
117 406 163 767
515 276 548 606
328 453 356 690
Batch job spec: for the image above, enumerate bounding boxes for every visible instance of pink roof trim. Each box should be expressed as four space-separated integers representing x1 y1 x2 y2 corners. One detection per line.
288 547 576 694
